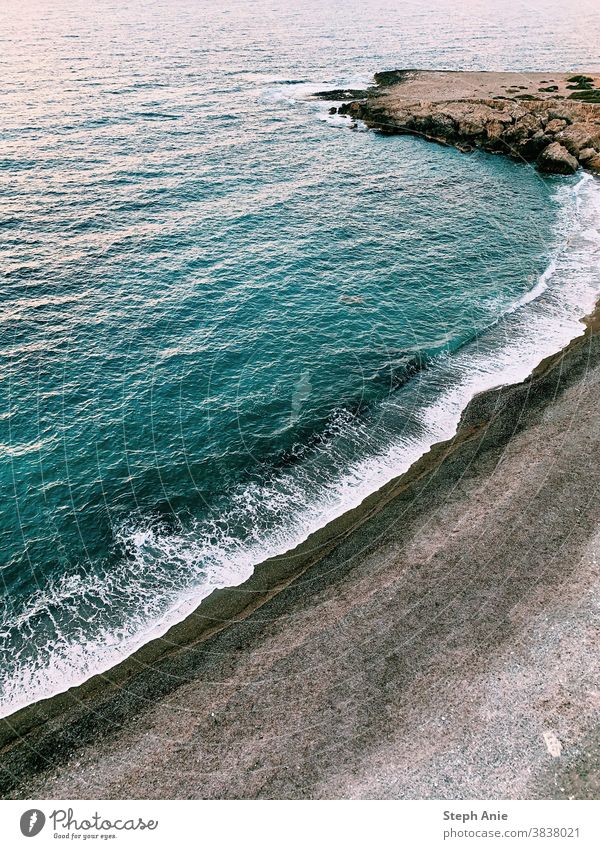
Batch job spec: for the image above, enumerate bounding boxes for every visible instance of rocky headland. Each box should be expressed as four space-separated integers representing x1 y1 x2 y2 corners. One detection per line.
318 70 600 175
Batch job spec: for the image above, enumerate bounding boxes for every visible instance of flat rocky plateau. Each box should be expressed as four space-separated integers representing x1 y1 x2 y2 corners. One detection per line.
325 69 600 175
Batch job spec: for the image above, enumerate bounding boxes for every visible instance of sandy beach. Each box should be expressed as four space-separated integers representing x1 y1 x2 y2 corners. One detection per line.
2 298 600 799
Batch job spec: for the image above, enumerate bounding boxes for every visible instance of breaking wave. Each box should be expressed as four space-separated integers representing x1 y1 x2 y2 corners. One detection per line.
1 172 599 718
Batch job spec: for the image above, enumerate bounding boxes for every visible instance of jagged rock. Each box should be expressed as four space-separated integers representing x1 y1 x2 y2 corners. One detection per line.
555 122 600 156
403 111 456 141
485 120 505 144
317 71 600 176
515 113 543 135
339 101 365 118
586 153 600 173
518 131 553 160
537 142 579 174
424 113 456 138
545 118 567 133
329 107 337 115
457 117 485 136
504 113 543 152
373 69 416 86
546 108 575 124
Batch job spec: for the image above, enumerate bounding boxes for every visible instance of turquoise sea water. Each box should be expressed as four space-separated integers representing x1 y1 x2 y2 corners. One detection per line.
1 0 600 714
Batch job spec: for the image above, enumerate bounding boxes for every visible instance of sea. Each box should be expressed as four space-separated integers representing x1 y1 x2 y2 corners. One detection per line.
1 0 600 716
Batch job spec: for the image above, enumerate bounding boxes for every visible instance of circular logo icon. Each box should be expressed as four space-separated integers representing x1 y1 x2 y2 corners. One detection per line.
20 810 46 837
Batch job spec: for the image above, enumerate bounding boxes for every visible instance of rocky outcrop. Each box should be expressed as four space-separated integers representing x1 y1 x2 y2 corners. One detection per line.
586 154 600 174
554 122 600 156
313 87 370 101
322 70 600 176
537 142 579 174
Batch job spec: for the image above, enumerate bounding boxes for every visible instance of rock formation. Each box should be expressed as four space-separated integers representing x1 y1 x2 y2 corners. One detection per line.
317 70 600 175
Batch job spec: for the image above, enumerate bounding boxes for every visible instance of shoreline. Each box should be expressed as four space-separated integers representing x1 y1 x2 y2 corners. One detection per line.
2 291 600 796
321 69 600 175
0 263 597 740
1 151 597 734
1 161 597 723
2 71 600 799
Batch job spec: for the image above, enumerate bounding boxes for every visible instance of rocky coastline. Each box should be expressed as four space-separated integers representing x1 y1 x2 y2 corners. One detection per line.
2 69 600 802
317 70 600 175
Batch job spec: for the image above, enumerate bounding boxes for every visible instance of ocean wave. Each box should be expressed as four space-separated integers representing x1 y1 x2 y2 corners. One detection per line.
1 172 599 719
256 75 371 107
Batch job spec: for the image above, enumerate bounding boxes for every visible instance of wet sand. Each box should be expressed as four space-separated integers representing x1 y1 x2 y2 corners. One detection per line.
1 303 600 799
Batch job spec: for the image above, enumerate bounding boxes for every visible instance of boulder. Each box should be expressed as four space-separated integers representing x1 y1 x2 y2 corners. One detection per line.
339 101 365 119
545 118 567 134
537 142 579 174
504 112 543 151
515 113 543 134
547 106 576 123
585 153 600 174
579 147 597 162
518 131 553 160
555 122 600 156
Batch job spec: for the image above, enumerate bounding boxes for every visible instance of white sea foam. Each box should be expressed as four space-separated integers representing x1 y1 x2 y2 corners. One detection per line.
257 80 326 106
257 75 371 116
2 173 600 719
